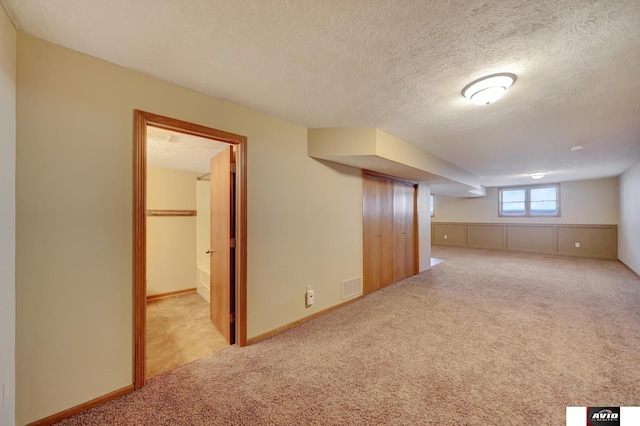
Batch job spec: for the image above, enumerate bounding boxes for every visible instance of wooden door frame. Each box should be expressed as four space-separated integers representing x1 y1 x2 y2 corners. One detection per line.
133 110 248 390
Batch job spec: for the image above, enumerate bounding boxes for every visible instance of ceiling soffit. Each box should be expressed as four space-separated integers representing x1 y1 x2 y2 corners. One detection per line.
308 128 485 197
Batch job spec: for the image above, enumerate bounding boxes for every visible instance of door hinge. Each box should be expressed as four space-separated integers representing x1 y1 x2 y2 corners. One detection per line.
230 238 236 248
230 163 237 173
230 313 235 323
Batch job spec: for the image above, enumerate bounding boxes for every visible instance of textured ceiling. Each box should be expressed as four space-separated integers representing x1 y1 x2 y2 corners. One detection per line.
147 126 227 173
3 0 640 186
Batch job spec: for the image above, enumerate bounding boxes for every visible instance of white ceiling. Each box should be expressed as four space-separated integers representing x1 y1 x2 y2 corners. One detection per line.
147 126 227 173
4 0 640 186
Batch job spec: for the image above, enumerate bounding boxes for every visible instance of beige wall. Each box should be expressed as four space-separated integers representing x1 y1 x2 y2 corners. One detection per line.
16 34 362 424
619 161 640 274
433 178 619 225
146 167 201 296
0 5 16 426
196 180 210 266
308 128 481 189
417 183 431 271
375 129 480 188
308 128 433 271
432 222 618 260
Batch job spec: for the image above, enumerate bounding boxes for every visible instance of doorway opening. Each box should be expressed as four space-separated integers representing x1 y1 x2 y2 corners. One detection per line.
145 128 228 378
133 110 247 389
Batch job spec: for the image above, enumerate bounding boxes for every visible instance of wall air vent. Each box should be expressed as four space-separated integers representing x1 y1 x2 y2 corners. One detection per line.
341 277 363 300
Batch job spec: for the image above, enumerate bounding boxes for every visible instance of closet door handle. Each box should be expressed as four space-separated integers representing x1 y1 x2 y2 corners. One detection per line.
206 249 216 254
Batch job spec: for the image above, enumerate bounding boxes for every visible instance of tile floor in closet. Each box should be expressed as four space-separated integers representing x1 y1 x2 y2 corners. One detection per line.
146 292 229 378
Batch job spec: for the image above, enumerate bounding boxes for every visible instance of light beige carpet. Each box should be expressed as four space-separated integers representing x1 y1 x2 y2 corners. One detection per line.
57 247 640 425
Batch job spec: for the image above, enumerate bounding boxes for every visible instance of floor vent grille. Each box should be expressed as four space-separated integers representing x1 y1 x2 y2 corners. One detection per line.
341 277 363 300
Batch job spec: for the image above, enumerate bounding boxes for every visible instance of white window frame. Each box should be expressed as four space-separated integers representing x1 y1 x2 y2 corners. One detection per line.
498 184 560 217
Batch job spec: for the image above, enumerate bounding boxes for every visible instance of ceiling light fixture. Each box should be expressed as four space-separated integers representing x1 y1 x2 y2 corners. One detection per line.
462 73 516 105
570 145 583 152
528 172 547 180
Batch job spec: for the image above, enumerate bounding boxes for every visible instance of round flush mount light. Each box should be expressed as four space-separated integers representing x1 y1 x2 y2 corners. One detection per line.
528 171 547 180
462 73 516 105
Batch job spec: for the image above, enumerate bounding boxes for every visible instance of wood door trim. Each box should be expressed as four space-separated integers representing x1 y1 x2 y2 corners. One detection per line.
146 288 197 302
26 385 134 426
246 295 364 345
133 110 248 390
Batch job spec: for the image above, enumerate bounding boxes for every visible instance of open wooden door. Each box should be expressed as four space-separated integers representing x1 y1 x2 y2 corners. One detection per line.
209 146 235 344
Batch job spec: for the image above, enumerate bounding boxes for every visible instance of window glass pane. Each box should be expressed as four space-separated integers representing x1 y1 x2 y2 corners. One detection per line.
499 186 559 217
429 194 434 216
502 202 525 215
531 187 557 202
531 201 557 215
502 189 525 202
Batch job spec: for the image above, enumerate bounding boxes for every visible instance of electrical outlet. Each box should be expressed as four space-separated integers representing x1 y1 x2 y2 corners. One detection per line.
306 288 315 306
575 242 581 248
444 234 448 240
